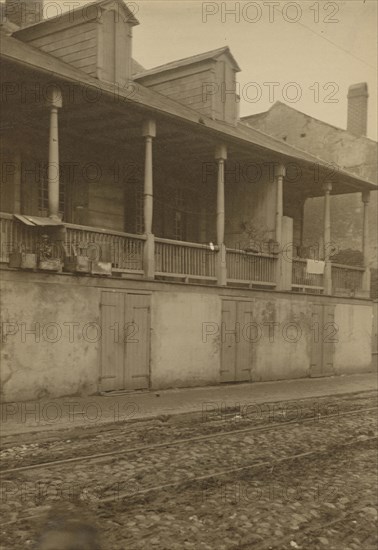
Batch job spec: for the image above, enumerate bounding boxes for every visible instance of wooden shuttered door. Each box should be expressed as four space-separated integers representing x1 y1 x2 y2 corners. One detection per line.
100 291 151 392
310 303 336 377
220 299 254 383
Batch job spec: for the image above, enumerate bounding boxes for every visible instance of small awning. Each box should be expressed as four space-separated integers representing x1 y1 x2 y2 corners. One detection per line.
14 215 64 227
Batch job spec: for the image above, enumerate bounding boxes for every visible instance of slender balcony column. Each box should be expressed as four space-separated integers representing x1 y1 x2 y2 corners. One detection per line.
323 181 333 294
362 190 371 293
274 164 285 245
274 164 288 291
142 120 156 279
215 144 227 286
46 86 62 220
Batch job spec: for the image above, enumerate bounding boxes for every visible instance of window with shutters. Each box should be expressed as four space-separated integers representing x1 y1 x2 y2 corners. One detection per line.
173 188 186 241
38 173 65 218
135 183 144 234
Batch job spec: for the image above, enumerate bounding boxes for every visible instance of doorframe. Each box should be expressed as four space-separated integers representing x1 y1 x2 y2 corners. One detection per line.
98 288 152 392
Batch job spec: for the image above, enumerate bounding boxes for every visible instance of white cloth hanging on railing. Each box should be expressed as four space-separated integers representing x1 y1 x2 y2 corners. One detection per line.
306 259 325 274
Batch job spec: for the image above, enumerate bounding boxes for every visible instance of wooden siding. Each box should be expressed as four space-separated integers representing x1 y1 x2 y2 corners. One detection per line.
97 10 132 85
0 147 21 214
137 54 239 125
26 16 133 83
215 53 238 125
28 22 98 77
137 64 215 119
87 182 124 232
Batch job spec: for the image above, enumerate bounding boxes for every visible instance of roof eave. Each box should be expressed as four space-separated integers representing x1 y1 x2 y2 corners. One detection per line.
13 0 139 39
1 39 376 193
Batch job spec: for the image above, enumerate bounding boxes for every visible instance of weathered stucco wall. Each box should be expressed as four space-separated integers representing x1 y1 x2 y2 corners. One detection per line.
251 297 312 382
334 303 373 374
0 270 373 402
150 291 220 389
225 163 277 248
0 275 100 402
243 103 378 266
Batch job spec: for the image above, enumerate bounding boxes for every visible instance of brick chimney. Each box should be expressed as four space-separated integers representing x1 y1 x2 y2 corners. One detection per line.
347 83 368 137
6 0 44 28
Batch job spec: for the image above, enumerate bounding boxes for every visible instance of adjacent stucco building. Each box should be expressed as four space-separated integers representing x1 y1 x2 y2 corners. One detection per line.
242 94 378 268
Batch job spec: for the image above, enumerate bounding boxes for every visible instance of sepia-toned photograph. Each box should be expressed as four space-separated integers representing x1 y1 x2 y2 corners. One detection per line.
0 1 377 548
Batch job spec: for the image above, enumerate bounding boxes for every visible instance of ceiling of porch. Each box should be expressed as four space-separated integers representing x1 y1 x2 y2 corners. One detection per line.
1 54 376 203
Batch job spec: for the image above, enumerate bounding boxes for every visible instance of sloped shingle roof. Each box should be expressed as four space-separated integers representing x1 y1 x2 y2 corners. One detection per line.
1 35 376 193
134 46 241 80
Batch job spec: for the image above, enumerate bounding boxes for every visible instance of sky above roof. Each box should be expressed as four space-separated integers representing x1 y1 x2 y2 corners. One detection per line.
8 0 377 140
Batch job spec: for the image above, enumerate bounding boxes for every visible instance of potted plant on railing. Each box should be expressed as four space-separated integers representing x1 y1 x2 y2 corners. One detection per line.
241 220 277 255
37 234 63 272
63 243 91 274
89 242 112 276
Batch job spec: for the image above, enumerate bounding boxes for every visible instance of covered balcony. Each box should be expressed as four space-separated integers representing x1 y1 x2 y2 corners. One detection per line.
0 51 375 297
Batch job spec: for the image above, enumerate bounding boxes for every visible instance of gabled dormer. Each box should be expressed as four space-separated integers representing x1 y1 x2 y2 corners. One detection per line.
12 0 139 86
134 47 241 126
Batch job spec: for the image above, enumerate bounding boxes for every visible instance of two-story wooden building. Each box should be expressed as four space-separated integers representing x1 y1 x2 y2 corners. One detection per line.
1 0 376 401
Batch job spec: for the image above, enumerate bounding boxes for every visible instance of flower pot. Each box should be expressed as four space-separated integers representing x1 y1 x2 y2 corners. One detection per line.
9 252 37 269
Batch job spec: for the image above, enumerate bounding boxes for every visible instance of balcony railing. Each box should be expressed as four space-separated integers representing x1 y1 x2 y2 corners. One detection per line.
65 223 145 273
292 258 366 295
292 258 324 293
332 263 365 295
155 238 216 281
226 248 277 287
0 214 144 273
0 213 369 296
0 213 37 263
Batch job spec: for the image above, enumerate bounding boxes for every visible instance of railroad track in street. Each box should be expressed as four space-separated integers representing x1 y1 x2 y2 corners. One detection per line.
1 395 376 547
1 390 376 476
0 435 376 529
1 405 377 475
1 389 375 447
98 435 377 505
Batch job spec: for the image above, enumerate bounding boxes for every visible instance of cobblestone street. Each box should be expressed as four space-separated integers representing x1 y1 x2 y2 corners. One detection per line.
1 391 377 549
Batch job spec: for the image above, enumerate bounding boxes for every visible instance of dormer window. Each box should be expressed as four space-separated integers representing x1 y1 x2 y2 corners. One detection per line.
134 47 241 126
13 0 139 86
98 6 134 86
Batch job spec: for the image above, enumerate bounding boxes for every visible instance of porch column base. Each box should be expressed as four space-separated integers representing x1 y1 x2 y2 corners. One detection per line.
276 256 292 291
216 243 227 286
323 261 332 295
276 216 292 291
143 233 155 279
